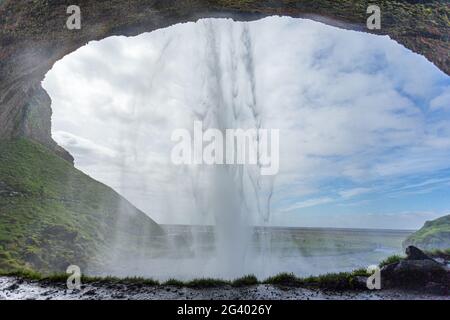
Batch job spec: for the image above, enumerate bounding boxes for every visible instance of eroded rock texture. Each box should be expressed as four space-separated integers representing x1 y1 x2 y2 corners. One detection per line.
0 0 449 159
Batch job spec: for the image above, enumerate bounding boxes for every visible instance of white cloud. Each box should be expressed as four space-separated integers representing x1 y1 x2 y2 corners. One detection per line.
273 210 445 230
338 188 372 199
430 86 450 111
42 17 450 228
280 197 334 212
53 131 118 160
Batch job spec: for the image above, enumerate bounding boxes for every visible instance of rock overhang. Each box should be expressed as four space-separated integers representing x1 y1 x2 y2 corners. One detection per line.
0 0 448 160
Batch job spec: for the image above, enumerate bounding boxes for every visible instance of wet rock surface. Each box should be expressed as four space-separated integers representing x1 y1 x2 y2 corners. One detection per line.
0 276 448 300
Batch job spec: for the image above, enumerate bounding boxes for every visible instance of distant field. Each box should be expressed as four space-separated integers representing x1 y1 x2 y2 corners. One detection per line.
162 224 412 256
146 225 414 279
252 226 412 256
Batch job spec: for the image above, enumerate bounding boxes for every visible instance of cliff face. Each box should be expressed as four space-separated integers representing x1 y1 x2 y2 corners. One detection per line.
0 0 449 159
19 85 74 163
403 215 450 251
0 139 166 274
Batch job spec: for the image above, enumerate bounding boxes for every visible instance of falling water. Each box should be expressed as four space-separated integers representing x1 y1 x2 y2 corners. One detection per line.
187 20 275 278
88 19 278 279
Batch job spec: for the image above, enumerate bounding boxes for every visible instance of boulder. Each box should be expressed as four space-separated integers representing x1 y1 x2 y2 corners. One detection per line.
405 245 433 261
381 246 449 294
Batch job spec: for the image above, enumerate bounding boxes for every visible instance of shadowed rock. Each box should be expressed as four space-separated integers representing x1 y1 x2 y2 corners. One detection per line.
405 245 433 261
381 246 449 295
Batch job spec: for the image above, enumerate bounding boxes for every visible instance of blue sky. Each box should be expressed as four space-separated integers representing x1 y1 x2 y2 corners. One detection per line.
42 17 450 229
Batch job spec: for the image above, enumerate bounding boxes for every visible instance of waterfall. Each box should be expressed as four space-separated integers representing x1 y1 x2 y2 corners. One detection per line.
183 20 275 278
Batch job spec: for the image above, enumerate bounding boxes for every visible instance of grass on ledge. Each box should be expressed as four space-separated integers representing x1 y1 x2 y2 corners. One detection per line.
264 273 302 286
2 269 160 286
163 274 258 287
264 269 370 289
232 274 259 287
0 268 371 290
2 247 446 290
378 249 450 268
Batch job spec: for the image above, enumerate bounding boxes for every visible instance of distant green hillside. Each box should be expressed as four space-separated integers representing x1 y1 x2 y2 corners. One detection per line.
0 138 165 274
403 215 450 251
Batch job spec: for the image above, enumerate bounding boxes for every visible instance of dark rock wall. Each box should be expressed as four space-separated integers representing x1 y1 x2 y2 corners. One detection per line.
20 85 74 162
0 0 449 161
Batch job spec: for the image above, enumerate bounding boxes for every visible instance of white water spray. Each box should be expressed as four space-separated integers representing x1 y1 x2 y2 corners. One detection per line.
185 20 275 278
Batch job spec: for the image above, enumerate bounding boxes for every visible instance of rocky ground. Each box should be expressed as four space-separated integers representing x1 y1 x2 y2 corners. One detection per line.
0 276 448 300
1 246 448 300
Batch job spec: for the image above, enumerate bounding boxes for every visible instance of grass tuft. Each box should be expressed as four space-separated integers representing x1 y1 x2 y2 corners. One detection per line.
163 278 185 286
264 273 302 286
379 254 404 268
232 274 259 287
313 272 360 289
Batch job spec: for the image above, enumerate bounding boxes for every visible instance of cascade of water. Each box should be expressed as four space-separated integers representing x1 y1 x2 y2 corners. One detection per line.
185 20 275 278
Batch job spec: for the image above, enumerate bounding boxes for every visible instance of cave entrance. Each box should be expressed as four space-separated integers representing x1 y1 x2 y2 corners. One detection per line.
41 17 450 279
